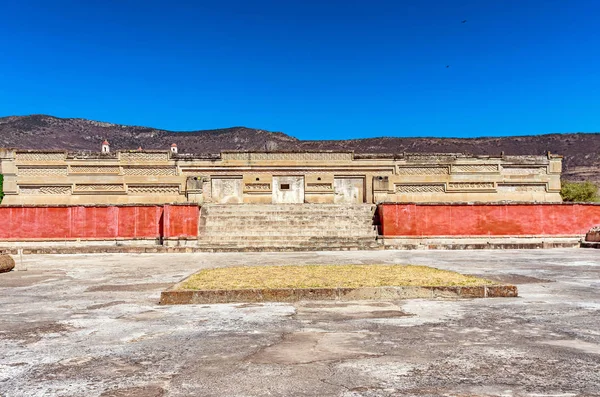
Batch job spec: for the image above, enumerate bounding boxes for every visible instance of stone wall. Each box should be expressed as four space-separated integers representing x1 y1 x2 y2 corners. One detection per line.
0 204 199 240
0 149 563 205
2 202 598 245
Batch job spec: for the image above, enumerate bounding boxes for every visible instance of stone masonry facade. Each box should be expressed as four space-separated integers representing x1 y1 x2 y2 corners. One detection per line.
0 149 563 205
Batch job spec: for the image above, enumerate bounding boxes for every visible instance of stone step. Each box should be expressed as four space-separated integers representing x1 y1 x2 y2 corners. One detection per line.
195 246 380 251
199 233 375 238
203 224 374 230
204 212 376 217
198 203 378 250
193 245 383 252
201 211 373 219
204 211 374 216
201 226 376 234
3 244 384 254
201 226 376 233
201 234 378 240
196 238 379 244
204 221 374 227
203 210 375 216
203 211 376 218
204 204 375 210
198 236 378 243
202 209 374 213
205 204 375 209
203 211 375 217
202 220 375 228
195 241 381 248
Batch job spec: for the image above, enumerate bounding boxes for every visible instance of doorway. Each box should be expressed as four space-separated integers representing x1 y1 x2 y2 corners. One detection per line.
334 177 365 204
272 176 304 203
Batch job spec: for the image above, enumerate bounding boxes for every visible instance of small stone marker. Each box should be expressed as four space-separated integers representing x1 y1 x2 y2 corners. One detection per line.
585 226 600 242
0 254 16 273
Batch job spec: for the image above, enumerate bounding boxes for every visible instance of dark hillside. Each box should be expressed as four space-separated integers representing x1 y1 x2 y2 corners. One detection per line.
1 115 598 182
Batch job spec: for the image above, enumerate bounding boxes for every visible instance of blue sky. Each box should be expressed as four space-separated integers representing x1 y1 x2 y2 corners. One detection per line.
1 0 599 139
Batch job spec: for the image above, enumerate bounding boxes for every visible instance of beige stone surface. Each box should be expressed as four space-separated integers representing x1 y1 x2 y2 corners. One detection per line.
1 249 599 396
0 149 563 205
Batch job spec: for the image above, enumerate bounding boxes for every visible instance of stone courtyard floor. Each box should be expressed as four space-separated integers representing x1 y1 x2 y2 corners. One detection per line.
1 249 599 397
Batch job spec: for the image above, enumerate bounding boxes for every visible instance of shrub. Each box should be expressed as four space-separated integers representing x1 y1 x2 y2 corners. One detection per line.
560 181 599 202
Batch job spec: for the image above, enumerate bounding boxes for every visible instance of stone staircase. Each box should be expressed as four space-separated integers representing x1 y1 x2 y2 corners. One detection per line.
197 204 380 251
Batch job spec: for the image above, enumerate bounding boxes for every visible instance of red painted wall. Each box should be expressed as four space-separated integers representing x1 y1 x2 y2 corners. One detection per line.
163 204 200 238
0 204 198 240
379 203 600 237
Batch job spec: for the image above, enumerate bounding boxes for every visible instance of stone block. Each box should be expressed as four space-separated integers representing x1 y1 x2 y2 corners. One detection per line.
585 226 600 242
257 288 296 302
294 288 337 301
160 283 518 305
0 255 15 273
486 285 519 298
458 286 486 298
159 290 194 305
429 286 462 298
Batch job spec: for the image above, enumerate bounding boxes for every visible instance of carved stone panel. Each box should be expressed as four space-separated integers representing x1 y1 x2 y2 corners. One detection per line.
244 183 271 191
406 154 456 162
395 184 445 193
18 167 68 176
122 166 177 175
128 185 180 194
497 184 547 192
20 186 72 195
211 178 243 203
306 183 333 191
501 167 546 175
70 166 120 174
397 166 449 175
16 152 65 162
452 164 499 173
74 184 125 192
120 152 169 162
222 152 353 161
447 182 495 190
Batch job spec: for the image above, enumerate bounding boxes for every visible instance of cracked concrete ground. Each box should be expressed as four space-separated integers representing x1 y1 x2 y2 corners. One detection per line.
1 249 599 397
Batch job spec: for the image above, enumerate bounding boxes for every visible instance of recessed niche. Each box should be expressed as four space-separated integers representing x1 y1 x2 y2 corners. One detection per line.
280 183 290 190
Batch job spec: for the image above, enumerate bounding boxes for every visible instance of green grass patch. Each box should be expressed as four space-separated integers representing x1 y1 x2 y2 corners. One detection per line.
178 264 496 290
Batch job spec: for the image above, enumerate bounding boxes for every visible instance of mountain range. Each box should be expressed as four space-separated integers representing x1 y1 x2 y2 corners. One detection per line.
1 114 598 183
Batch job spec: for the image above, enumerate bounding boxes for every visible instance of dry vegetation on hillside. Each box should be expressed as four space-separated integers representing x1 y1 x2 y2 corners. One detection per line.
1 115 599 182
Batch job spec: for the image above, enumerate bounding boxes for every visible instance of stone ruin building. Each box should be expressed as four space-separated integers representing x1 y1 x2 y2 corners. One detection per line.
0 142 562 205
5 142 599 252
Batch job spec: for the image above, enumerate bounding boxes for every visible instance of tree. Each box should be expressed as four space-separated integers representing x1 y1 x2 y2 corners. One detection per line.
0 174 3 204
560 181 599 202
